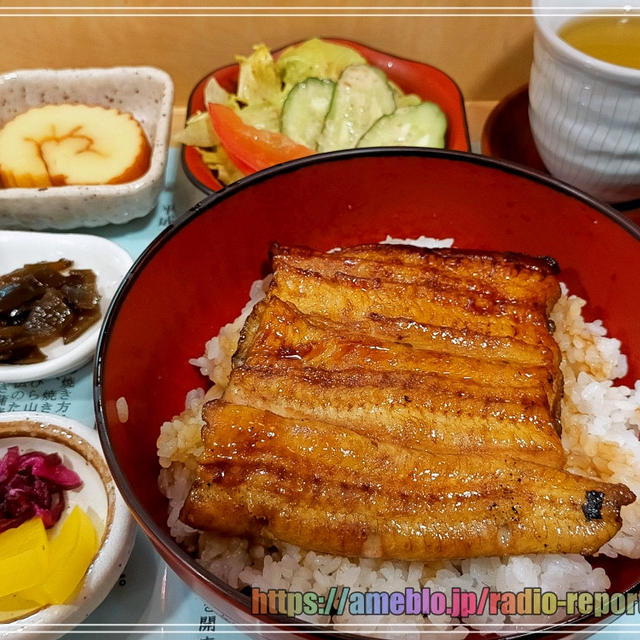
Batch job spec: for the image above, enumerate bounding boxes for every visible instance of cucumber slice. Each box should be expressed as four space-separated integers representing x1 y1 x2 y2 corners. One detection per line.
357 102 447 149
281 78 335 148
317 65 396 153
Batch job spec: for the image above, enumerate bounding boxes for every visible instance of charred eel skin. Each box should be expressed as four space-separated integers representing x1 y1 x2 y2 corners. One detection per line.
182 402 634 561
227 243 564 465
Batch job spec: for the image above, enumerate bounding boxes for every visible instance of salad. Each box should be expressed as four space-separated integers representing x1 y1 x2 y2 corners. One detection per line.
175 39 448 186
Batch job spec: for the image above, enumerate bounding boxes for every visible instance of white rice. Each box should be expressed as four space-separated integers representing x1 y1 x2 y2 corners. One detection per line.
116 396 129 423
156 238 640 636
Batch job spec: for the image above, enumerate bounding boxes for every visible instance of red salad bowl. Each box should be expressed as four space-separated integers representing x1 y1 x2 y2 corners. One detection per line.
182 38 470 193
96 148 640 639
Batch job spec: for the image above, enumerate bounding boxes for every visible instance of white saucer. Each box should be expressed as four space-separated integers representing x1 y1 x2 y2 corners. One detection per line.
0 231 133 383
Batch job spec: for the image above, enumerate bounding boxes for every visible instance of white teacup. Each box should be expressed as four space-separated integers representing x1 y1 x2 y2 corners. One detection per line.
529 0 640 203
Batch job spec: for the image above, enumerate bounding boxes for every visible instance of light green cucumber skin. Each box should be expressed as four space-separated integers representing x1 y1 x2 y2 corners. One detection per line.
316 65 396 153
356 102 447 149
280 78 335 149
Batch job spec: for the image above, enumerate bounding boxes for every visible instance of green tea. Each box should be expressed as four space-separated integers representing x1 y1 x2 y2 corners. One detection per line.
558 15 640 70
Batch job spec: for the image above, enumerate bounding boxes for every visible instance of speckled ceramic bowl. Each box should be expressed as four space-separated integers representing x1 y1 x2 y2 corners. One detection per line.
0 67 173 230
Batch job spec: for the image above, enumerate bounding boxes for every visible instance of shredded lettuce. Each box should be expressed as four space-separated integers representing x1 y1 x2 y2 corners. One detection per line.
237 103 280 132
172 111 217 147
235 44 283 107
204 77 239 110
276 38 367 90
197 147 245 185
395 93 422 108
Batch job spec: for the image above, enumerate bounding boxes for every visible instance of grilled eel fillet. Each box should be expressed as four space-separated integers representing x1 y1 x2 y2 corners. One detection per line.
181 402 635 561
269 244 562 356
222 243 565 466
235 296 562 421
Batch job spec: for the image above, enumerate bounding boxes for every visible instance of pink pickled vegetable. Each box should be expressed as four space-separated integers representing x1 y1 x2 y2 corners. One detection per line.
0 445 82 533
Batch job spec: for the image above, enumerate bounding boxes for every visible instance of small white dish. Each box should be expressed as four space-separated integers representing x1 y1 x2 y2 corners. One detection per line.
0 411 137 640
0 230 133 382
0 66 173 229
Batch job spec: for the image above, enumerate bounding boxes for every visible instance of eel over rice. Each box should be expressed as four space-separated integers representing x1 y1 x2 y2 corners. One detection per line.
182 243 635 561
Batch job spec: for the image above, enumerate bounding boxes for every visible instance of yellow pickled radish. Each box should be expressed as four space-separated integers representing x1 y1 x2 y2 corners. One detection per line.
22 506 99 606
0 518 49 598
0 593 41 623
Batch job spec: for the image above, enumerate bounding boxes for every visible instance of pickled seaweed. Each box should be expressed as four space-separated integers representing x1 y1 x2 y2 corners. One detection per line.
0 260 101 365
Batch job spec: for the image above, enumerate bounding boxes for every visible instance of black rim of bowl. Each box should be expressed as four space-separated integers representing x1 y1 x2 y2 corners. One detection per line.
95 147 640 640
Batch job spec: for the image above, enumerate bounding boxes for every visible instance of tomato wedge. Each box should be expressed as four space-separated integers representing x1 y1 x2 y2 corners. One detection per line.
208 103 314 174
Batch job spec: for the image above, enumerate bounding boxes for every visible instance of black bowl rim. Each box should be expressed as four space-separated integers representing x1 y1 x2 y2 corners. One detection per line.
96 146 640 640
180 36 472 195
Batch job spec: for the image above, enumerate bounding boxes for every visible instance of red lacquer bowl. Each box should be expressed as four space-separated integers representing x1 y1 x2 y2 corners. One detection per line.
182 38 470 193
95 149 640 640
481 84 547 174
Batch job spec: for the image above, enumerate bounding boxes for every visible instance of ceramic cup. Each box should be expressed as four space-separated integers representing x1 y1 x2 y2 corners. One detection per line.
529 0 640 203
